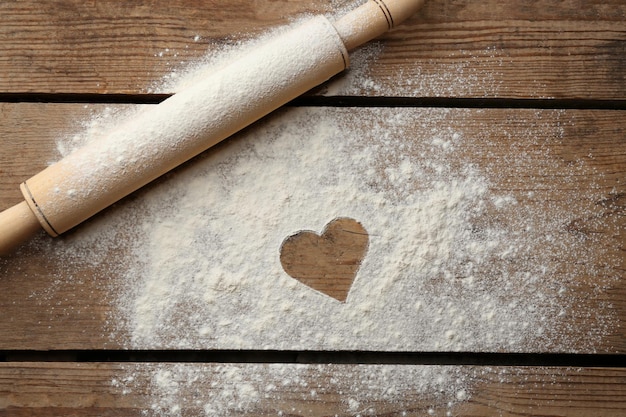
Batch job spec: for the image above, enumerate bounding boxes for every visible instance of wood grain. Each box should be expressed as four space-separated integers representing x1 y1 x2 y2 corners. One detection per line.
280 217 369 302
0 363 625 416
1 0 624 414
0 104 623 352
0 0 624 99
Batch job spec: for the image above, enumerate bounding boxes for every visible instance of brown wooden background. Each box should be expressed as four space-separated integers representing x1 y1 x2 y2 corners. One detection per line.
1 0 625 415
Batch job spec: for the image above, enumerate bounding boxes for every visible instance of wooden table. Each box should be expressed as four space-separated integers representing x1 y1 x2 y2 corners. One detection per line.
1 1 625 415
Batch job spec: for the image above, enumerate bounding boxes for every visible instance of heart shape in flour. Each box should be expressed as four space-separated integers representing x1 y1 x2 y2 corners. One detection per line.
280 218 369 302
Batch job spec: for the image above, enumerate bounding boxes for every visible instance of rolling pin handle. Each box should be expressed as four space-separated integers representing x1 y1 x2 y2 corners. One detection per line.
0 201 43 256
333 0 425 51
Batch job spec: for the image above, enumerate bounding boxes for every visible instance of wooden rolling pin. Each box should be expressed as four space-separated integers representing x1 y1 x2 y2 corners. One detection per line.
0 0 425 255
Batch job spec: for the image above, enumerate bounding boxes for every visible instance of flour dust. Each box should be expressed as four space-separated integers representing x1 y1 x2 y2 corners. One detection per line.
45 16 620 417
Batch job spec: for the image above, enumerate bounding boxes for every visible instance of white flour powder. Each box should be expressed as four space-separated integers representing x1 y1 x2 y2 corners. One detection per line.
44 15 619 417
111 363 473 416
84 104 610 354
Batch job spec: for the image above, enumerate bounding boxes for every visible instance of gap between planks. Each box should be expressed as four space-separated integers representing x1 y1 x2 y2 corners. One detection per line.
2 350 626 367
1 93 626 110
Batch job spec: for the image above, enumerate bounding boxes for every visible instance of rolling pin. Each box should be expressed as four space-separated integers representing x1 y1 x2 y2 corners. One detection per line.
0 0 425 255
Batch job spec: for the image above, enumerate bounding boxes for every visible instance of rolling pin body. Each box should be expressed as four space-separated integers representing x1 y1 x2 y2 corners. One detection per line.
20 16 348 238
0 0 425 254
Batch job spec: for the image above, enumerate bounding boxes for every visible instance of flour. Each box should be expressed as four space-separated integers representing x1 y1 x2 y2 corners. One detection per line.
46 12 620 417
114 362 472 417
116 107 502 351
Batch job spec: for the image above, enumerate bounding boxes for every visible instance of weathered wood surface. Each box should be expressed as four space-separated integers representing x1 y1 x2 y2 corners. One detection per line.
0 0 624 99
1 0 625 415
1 104 623 352
1 363 625 416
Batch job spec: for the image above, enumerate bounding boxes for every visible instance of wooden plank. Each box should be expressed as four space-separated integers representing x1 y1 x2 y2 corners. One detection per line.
1 363 625 416
0 0 325 95
0 103 623 352
0 0 624 99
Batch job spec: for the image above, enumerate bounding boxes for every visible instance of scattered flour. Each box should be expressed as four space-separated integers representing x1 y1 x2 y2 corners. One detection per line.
115 363 472 417
57 105 614 354
41 13 620 417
